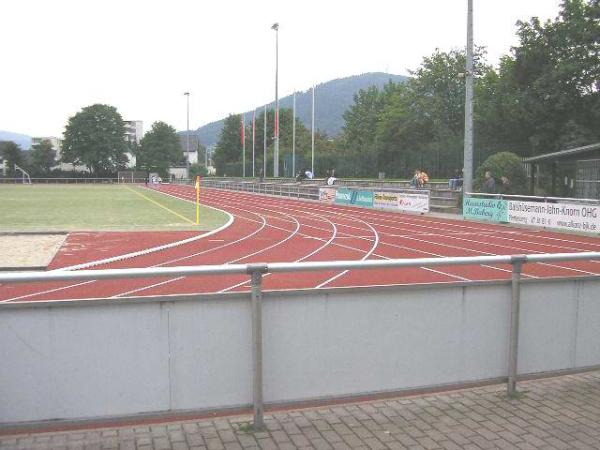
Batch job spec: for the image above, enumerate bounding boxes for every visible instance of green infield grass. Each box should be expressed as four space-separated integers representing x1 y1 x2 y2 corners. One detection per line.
0 184 229 232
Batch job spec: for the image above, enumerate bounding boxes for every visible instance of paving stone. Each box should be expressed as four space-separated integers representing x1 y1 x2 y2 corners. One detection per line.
1 371 600 450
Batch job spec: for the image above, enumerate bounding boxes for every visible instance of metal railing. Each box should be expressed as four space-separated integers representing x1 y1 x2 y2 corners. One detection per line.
0 177 118 184
201 179 321 200
2 251 599 429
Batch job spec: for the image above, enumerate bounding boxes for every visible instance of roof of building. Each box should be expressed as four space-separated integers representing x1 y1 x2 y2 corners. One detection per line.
523 142 600 163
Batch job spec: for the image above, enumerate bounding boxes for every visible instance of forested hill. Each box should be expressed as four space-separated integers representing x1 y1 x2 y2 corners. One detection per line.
193 72 407 147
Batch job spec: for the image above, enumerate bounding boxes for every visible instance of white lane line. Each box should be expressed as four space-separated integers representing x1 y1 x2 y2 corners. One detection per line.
2 188 240 302
110 215 269 297
228 216 301 264
0 281 96 303
116 208 304 297
196 189 536 280
53 192 234 272
217 216 339 293
316 219 380 288
228 194 531 279
114 277 186 298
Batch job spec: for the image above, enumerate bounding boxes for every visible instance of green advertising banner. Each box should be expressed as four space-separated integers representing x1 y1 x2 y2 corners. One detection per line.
334 188 374 207
354 190 374 207
335 188 353 205
463 197 509 223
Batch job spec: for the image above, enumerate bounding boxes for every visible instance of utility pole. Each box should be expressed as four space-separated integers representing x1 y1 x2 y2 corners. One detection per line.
272 23 280 178
242 113 246 177
263 105 267 178
252 110 256 178
463 0 474 193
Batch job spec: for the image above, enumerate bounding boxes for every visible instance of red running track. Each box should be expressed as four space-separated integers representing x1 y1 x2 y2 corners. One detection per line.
1 184 600 303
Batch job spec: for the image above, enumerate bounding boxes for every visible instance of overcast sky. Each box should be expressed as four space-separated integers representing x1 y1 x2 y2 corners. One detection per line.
2 0 562 138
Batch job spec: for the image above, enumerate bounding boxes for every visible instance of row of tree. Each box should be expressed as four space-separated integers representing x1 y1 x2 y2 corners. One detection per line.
212 0 599 180
1 104 186 178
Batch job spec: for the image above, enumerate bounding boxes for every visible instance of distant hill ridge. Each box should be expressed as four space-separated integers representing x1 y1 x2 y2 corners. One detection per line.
192 72 407 147
0 130 32 150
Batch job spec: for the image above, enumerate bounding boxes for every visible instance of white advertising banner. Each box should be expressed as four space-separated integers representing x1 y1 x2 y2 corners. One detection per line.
373 192 399 210
374 192 429 213
508 200 600 233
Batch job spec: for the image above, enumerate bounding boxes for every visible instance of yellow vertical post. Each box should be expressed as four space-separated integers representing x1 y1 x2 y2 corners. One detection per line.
195 176 201 225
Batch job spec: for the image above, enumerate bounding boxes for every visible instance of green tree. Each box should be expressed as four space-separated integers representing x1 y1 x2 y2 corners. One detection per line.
189 163 208 179
488 0 600 155
62 104 128 175
30 139 56 175
213 114 244 176
138 121 182 177
0 141 24 177
474 152 528 194
375 49 489 178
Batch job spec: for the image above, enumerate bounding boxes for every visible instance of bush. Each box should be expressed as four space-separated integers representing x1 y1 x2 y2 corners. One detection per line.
474 152 527 194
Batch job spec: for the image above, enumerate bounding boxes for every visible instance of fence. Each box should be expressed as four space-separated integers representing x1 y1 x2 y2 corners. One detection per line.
1 252 600 428
200 178 321 200
0 177 153 184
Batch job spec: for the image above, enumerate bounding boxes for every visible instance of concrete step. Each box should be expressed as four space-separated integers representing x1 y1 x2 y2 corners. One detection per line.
430 198 459 209
430 205 462 214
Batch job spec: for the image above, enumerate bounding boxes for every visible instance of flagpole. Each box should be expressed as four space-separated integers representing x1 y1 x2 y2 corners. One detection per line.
272 23 280 178
292 91 296 178
311 85 315 176
195 176 200 225
263 105 267 178
242 113 246 178
252 110 256 178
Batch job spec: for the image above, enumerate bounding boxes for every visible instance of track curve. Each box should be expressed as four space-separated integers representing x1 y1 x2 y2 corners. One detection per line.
1 184 599 302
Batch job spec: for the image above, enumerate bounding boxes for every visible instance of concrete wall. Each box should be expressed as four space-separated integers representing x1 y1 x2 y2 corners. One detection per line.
1 277 599 424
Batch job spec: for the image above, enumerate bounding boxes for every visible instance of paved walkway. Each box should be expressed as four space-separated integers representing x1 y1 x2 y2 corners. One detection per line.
1 371 599 450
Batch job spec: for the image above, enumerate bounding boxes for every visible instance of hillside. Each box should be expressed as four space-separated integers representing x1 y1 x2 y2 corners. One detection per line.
0 130 31 150
193 72 407 147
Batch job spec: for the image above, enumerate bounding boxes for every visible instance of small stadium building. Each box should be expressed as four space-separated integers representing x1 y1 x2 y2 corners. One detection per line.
524 142 600 199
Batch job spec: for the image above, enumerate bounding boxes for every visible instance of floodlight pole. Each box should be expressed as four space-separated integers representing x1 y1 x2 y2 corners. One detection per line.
311 85 315 176
463 0 474 193
263 105 267 178
272 23 280 178
292 91 296 178
184 92 190 180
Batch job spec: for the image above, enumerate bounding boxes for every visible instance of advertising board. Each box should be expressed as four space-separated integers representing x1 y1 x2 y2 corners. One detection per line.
463 197 509 223
508 200 599 233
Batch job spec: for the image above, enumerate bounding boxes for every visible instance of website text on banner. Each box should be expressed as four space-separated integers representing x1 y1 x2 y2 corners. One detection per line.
508 200 599 233
463 197 600 234
319 187 429 213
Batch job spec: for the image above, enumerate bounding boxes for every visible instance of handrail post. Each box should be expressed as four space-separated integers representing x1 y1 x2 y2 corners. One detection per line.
508 255 526 396
248 264 268 430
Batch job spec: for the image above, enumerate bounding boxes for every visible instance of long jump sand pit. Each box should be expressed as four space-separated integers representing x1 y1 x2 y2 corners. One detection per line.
0 233 67 270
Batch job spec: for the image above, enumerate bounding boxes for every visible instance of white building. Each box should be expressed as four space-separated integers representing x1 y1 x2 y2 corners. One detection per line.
31 136 85 172
124 120 143 145
123 120 143 169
